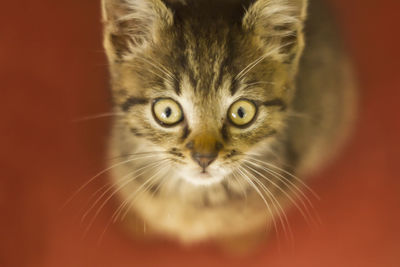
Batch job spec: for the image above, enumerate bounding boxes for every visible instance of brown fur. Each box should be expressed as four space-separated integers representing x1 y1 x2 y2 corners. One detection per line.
101 0 356 246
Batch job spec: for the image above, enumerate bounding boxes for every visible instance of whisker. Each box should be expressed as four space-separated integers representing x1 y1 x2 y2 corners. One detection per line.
72 112 124 123
127 61 175 87
118 163 170 221
244 158 320 227
235 54 268 81
241 164 292 229
239 165 292 243
113 160 171 222
147 169 170 198
82 159 170 237
139 57 178 83
78 181 112 216
235 42 294 81
230 169 248 200
236 165 280 240
246 155 319 199
81 158 168 224
244 81 276 88
107 151 166 161
62 151 167 209
242 160 315 228
97 161 171 244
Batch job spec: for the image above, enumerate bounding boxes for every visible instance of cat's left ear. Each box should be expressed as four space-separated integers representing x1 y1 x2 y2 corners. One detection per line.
101 0 174 61
242 0 307 64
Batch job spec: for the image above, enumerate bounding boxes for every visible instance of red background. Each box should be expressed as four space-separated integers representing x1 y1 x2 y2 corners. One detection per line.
1 0 399 266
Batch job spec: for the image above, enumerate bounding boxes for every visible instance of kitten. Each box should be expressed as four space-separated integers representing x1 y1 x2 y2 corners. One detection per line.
101 0 356 245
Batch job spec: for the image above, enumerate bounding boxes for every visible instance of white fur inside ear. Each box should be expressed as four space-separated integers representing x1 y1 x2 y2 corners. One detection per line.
102 0 174 59
120 0 159 50
241 0 307 63
242 0 306 36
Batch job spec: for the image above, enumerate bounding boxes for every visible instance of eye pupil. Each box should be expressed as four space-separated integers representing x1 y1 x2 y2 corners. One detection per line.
153 98 183 126
237 107 245 118
228 99 256 127
164 107 172 118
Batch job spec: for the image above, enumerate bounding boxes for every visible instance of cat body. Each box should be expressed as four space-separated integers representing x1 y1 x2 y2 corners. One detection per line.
102 0 356 244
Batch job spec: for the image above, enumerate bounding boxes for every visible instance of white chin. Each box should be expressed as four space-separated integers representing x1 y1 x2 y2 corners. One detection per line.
176 165 231 186
185 174 225 186
176 169 225 186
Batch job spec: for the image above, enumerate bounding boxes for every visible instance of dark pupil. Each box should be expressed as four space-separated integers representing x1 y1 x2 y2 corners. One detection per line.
237 107 245 118
164 107 172 118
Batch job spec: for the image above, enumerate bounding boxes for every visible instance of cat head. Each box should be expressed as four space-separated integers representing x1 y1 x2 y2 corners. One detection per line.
102 0 307 185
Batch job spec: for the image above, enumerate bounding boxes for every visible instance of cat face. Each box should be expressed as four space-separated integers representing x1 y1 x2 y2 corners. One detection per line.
103 0 306 185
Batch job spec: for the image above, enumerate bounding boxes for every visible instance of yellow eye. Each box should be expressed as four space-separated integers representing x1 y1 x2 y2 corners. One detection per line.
228 99 257 127
152 98 183 126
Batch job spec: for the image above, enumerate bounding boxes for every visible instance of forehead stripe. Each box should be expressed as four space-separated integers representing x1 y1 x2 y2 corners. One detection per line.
230 78 239 95
121 97 149 112
173 74 181 95
262 98 286 111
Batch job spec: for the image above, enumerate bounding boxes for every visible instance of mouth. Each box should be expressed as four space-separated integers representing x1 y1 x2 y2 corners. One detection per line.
198 171 213 178
175 161 230 186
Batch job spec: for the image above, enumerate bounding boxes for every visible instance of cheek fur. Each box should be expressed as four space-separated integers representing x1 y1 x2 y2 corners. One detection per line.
103 0 355 245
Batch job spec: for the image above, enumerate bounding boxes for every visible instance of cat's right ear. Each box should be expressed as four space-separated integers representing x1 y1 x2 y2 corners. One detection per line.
102 0 174 61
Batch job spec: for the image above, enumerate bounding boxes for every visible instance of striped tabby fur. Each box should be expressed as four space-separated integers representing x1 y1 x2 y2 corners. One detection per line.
101 0 356 244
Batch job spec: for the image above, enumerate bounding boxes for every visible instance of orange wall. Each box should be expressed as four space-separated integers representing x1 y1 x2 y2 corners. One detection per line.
1 0 399 266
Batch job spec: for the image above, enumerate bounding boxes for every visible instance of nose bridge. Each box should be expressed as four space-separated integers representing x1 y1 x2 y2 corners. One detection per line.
189 128 223 153
187 130 223 170
192 132 219 154
187 98 223 169
195 95 220 125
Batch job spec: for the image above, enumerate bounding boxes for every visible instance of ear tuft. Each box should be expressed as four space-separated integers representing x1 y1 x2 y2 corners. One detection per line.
242 0 307 63
102 0 174 61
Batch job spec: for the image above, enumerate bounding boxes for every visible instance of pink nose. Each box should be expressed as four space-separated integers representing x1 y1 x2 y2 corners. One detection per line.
191 152 217 171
